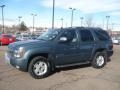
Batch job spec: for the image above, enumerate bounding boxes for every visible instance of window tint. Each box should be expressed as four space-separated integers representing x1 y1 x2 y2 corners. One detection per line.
94 30 110 41
80 30 94 42
61 30 77 43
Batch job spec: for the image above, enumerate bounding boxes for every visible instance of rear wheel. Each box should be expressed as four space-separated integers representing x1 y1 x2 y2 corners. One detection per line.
92 51 107 69
28 56 51 79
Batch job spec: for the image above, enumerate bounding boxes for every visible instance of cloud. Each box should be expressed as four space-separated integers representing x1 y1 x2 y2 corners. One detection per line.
0 18 17 22
109 11 120 16
41 0 120 13
10 0 23 2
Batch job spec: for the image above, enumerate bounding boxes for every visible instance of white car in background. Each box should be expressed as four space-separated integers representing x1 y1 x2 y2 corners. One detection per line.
112 38 120 45
16 34 31 41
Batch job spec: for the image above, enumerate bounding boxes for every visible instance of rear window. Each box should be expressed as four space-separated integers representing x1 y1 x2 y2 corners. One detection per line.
94 30 110 41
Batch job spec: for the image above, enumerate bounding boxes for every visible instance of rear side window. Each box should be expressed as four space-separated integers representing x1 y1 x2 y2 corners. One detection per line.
94 30 110 41
79 30 94 42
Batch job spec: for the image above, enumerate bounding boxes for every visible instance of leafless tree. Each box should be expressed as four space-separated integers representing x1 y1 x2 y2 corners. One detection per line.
19 21 28 32
85 16 94 27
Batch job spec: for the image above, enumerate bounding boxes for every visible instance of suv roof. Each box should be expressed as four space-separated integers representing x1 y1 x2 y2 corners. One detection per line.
57 27 110 41
59 27 104 31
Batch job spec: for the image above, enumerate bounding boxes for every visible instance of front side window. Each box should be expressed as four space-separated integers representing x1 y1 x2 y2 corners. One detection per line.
80 30 94 42
60 29 77 44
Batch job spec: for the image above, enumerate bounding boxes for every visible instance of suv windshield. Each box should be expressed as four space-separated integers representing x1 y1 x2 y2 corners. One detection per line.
37 29 60 41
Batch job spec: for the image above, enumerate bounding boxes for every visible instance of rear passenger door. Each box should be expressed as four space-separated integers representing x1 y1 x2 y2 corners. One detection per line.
78 29 95 61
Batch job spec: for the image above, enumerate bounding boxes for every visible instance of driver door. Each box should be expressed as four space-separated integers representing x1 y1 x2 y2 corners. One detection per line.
55 29 80 66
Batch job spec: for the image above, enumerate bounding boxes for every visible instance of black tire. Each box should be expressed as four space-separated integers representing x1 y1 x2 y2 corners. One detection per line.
92 51 107 69
28 56 51 79
0 42 2 46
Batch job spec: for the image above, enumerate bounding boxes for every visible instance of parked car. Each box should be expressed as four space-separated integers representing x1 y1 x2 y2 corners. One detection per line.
112 37 120 45
30 35 40 40
16 34 39 41
16 34 31 41
5 27 113 79
0 34 16 45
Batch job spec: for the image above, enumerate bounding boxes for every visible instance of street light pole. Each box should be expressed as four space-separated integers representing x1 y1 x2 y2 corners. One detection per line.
106 16 110 30
80 17 83 27
31 13 37 34
60 18 64 28
18 16 22 33
0 5 5 33
52 0 55 29
69 7 76 27
18 16 22 25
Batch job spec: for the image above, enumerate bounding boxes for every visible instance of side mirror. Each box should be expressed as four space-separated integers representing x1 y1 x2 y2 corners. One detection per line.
59 37 68 43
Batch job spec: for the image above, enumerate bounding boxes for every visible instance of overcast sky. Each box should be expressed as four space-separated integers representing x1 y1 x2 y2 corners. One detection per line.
0 0 120 30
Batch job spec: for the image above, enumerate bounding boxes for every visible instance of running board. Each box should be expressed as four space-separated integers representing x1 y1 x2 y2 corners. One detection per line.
56 61 90 68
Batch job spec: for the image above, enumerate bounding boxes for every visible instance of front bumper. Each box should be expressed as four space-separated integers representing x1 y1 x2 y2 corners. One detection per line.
5 52 28 71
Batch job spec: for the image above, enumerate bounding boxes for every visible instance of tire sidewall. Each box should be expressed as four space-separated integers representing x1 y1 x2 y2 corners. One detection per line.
28 56 50 79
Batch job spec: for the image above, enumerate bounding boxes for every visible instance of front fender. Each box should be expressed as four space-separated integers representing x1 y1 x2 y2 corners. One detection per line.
25 47 51 59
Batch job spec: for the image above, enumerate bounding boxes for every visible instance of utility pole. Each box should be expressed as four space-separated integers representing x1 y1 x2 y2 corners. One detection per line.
52 0 55 29
69 7 76 27
18 16 22 25
106 16 110 30
60 18 64 28
0 5 5 33
80 17 84 27
31 13 37 34
18 16 22 33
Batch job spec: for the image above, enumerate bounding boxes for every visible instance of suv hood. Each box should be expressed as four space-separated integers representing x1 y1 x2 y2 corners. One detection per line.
9 40 53 49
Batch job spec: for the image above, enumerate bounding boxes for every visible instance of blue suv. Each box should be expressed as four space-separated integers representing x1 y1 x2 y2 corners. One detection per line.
5 27 113 79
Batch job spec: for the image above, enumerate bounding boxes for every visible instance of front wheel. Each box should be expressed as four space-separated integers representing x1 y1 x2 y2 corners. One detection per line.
92 51 107 69
28 56 51 79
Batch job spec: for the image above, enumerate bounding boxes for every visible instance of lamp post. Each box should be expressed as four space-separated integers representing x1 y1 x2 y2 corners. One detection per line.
106 16 110 30
69 7 76 27
60 18 64 28
18 16 22 33
31 13 37 34
52 0 55 29
0 5 5 33
80 17 84 27
18 16 22 25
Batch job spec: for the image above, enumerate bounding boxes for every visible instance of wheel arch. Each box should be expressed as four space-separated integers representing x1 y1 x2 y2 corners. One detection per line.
27 53 49 71
91 48 107 61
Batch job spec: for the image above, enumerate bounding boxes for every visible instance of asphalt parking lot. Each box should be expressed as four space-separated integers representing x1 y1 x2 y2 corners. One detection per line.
0 45 120 90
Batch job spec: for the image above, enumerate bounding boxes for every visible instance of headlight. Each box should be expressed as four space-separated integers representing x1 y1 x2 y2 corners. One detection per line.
14 47 25 58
